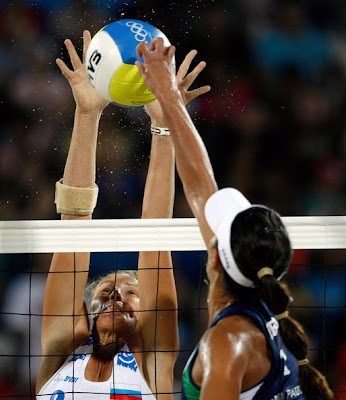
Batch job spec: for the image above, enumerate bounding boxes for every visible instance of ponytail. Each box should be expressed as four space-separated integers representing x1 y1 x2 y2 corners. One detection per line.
259 277 335 400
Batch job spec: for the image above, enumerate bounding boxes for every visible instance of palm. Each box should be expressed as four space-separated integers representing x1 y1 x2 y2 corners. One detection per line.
69 64 108 112
56 30 109 113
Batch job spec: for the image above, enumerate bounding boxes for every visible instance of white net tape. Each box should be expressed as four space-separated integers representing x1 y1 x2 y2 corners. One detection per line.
0 216 345 253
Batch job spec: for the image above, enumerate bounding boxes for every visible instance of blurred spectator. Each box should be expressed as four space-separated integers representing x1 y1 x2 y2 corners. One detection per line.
250 2 333 80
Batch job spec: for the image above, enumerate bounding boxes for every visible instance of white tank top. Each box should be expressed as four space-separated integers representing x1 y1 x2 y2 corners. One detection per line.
37 339 156 400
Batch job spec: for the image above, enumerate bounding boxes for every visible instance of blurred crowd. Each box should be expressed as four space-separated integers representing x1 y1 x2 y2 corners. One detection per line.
0 0 345 398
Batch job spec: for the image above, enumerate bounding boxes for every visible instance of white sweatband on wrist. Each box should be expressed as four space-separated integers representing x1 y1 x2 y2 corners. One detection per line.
151 125 170 136
55 179 99 215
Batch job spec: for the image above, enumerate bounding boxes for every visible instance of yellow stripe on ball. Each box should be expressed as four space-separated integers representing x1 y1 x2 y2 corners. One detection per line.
109 64 156 106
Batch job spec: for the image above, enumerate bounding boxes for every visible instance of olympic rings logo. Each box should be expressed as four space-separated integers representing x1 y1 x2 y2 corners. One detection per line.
125 21 148 42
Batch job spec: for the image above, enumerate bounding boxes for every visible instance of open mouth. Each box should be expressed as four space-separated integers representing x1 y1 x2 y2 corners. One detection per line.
103 301 124 313
105 306 121 313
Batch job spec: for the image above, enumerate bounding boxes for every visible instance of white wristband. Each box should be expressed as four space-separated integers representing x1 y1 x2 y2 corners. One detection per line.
151 125 170 136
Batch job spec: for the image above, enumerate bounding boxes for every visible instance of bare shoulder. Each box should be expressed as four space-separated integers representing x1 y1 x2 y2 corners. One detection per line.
196 314 268 375
199 315 254 361
196 314 271 392
189 313 271 398
202 314 269 358
36 318 89 394
189 317 250 394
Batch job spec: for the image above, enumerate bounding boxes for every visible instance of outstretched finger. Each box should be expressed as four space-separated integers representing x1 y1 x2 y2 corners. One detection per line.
176 50 197 81
182 61 207 89
186 85 211 102
56 58 73 80
82 30 92 63
65 39 82 71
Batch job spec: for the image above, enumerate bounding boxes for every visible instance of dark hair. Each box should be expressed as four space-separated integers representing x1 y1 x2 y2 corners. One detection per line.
223 206 334 400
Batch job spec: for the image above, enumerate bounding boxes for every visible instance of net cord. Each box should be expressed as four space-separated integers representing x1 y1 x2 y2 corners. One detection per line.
0 217 345 254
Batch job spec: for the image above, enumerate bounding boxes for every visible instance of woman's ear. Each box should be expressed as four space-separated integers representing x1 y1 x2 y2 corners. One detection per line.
207 237 221 270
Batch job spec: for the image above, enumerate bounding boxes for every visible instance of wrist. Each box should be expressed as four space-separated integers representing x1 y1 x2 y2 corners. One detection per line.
75 106 103 119
150 118 167 127
156 88 183 105
151 125 170 136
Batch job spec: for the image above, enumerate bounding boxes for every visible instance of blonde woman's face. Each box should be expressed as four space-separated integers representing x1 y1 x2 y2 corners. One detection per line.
90 274 140 338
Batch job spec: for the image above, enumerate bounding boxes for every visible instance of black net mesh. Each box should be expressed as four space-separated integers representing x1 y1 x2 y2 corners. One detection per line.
0 248 344 399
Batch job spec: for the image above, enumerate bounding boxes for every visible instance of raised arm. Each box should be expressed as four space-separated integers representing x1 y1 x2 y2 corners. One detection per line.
136 39 218 248
137 50 210 397
37 31 109 392
137 104 176 351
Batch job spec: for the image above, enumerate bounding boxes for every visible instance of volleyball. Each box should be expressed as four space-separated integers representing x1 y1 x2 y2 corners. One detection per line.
86 19 170 107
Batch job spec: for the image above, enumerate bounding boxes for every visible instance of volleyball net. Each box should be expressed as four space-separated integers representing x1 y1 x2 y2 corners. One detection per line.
0 217 345 399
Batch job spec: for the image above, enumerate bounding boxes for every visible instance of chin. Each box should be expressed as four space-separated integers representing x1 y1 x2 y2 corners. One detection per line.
96 315 137 339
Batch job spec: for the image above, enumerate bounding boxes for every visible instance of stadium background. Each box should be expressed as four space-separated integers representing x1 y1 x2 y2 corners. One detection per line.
0 0 344 398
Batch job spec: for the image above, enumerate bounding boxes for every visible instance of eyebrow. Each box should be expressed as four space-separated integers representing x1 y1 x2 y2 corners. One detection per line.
99 280 138 287
125 282 138 287
100 280 114 285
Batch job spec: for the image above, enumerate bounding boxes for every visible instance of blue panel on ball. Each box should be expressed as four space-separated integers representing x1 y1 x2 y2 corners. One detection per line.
102 19 166 65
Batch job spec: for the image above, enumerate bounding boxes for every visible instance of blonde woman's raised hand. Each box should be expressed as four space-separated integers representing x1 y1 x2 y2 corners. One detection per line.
56 30 109 114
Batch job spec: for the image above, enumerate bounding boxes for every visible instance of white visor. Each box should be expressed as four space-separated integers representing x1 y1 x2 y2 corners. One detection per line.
205 188 255 287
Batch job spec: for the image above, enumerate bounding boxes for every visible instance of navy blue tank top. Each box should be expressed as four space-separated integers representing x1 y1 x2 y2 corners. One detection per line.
182 299 305 400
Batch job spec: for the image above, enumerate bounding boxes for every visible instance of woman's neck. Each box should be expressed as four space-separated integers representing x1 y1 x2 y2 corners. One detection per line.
91 328 126 360
207 278 234 324
92 339 125 362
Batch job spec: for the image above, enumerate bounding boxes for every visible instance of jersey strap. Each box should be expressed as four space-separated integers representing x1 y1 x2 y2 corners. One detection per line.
182 345 201 400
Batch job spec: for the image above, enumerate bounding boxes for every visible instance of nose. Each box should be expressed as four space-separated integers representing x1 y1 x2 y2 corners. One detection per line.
109 288 122 301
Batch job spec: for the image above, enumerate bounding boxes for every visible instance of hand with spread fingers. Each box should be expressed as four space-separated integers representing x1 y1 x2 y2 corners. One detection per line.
136 38 183 104
56 30 109 114
143 43 210 127
175 49 211 105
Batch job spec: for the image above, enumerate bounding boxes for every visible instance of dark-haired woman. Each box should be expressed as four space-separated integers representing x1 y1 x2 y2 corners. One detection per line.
136 37 335 400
